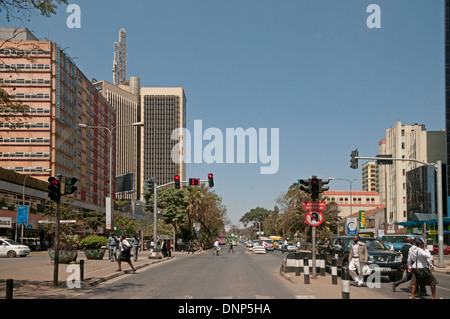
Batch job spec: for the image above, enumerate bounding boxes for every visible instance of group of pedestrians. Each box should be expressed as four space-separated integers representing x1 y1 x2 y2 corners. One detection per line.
161 239 172 257
346 235 441 299
391 237 442 299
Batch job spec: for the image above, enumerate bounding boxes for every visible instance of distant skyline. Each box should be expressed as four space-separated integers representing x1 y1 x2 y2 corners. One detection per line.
3 0 445 225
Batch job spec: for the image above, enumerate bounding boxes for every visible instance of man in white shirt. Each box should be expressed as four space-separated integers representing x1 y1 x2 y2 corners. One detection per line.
348 235 368 287
214 240 219 256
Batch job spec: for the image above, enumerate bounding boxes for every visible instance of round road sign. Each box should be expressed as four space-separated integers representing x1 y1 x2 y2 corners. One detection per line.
305 211 324 226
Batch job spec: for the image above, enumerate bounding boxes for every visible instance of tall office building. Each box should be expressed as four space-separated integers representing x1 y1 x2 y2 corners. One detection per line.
0 27 115 211
140 87 186 198
362 161 379 192
113 28 127 86
384 122 445 224
93 78 141 200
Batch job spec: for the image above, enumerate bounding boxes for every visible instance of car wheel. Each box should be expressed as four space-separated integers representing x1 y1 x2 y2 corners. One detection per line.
7 250 17 258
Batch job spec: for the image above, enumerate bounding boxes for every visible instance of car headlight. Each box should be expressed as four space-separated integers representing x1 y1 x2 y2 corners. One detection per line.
394 255 402 262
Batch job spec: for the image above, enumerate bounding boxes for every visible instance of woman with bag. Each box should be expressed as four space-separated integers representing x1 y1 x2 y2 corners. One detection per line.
408 239 441 299
117 235 137 273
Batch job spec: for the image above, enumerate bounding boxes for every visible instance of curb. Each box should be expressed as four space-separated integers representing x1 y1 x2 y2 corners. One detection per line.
86 256 174 287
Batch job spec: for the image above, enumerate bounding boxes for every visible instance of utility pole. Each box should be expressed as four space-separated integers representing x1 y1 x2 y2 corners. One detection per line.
53 174 62 286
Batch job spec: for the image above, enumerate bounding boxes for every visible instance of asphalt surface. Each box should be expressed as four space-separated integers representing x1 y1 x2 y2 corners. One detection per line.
1 247 449 299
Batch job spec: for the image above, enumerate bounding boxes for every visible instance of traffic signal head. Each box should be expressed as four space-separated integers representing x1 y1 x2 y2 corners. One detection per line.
299 179 311 193
48 177 61 203
208 173 214 188
350 149 359 169
311 176 319 200
146 178 155 193
189 178 200 186
65 177 78 195
174 175 180 189
319 179 330 193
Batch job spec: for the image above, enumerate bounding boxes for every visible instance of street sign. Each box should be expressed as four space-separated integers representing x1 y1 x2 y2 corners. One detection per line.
359 210 366 229
305 211 324 226
346 218 358 235
17 205 29 224
302 201 326 211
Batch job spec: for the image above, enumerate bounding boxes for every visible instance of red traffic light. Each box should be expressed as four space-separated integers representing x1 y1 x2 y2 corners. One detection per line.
174 175 180 189
189 178 200 186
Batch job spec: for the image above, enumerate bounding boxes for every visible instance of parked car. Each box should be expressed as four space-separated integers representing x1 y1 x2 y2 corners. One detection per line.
0 238 31 258
318 236 403 282
433 244 450 255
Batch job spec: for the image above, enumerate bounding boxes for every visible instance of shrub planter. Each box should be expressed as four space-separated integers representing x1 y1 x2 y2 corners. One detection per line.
48 249 78 264
83 247 107 260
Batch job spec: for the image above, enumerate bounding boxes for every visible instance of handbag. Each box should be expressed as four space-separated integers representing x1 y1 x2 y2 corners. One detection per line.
414 248 432 283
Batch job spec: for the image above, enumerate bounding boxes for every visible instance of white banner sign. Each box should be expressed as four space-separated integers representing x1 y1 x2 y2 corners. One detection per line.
106 197 112 230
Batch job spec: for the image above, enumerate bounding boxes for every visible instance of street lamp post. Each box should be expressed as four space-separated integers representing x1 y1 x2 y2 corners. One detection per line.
78 122 144 230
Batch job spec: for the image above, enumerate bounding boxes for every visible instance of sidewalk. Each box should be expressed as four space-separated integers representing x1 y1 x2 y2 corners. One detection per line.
0 249 183 299
280 257 450 299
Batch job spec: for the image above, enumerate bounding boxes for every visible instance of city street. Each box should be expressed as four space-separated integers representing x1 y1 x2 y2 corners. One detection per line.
4 244 442 300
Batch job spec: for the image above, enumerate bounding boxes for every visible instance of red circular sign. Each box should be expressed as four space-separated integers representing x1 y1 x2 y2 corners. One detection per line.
305 211 324 226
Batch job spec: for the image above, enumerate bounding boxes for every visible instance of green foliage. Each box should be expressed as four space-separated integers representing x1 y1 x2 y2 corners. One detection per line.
79 235 107 249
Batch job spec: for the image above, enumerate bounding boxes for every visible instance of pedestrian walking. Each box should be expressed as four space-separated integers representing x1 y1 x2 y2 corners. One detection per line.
214 240 220 256
167 240 172 257
161 240 167 257
107 234 119 262
296 241 301 252
132 235 140 261
228 240 235 253
187 241 194 254
348 235 368 287
117 235 136 273
391 237 427 295
408 238 441 299
282 240 288 254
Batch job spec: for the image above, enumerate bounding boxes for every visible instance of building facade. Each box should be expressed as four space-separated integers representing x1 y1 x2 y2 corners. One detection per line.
323 191 384 219
93 79 141 200
0 27 116 210
384 121 445 224
361 161 379 192
140 87 186 198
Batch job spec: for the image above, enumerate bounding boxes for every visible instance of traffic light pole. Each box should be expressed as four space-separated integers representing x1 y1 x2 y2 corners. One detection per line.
355 155 445 268
53 174 62 286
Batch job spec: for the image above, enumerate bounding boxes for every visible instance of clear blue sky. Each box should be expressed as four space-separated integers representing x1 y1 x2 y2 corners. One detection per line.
7 0 445 225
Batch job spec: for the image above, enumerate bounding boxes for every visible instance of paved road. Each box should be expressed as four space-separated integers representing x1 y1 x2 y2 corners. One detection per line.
69 245 304 299
1 244 449 301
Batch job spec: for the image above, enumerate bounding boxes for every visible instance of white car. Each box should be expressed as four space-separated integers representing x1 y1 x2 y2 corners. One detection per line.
286 242 296 253
0 238 31 257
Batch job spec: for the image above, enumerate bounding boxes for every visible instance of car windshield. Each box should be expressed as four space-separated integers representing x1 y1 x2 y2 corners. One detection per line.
3 239 20 245
344 238 386 250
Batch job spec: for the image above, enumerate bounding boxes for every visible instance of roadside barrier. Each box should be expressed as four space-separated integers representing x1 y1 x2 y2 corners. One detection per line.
341 266 350 299
303 258 310 284
6 278 13 299
282 252 325 275
331 258 338 285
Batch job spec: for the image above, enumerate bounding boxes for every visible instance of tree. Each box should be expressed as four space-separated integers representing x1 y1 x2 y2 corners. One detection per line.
0 0 68 21
240 206 271 238
145 187 188 245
